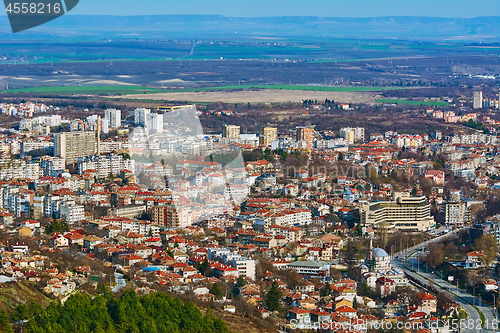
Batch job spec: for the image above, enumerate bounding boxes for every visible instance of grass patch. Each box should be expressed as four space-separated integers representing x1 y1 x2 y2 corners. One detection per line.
3 84 408 96
473 305 485 327
2 85 164 95
376 98 450 106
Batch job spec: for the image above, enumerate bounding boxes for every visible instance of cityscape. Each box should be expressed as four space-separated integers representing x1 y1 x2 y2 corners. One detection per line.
2 1 500 333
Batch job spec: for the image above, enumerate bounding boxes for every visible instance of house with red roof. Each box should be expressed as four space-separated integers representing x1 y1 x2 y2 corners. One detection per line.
376 277 395 298
416 293 437 314
335 305 357 319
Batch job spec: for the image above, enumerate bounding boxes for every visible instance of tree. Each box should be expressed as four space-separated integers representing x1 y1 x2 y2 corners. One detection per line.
375 222 390 249
322 282 332 297
355 222 363 237
352 296 358 309
236 275 245 288
198 258 210 276
421 243 445 268
265 281 283 312
338 152 344 161
474 234 500 267
210 283 222 299
45 217 70 235
0 309 13 333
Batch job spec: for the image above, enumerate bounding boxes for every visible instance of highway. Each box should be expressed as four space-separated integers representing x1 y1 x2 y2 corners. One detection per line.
392 229 498 332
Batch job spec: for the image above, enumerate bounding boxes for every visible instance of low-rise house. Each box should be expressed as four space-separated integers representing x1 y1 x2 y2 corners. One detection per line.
417 293 437 314
287 307 310 322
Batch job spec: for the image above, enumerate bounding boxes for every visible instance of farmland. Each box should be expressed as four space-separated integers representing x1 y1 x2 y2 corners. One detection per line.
3 85 164 95
376 98 450 106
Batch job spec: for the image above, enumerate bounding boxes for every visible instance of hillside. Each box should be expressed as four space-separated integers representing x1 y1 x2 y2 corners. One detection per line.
0 282 52 313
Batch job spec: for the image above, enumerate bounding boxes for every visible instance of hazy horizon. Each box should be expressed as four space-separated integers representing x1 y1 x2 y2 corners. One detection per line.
1 0 500 19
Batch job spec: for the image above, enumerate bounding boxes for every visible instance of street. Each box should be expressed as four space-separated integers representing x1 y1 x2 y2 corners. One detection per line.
392 229 497 332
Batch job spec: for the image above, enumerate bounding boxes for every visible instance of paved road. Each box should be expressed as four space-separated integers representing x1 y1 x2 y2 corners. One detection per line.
112 272 126 293
392 229 498 332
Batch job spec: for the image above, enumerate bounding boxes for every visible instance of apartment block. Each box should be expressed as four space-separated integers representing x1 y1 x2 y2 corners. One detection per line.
54 132 96 165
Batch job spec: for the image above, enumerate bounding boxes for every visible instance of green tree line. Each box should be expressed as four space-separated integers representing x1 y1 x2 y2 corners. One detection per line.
11 289 228 333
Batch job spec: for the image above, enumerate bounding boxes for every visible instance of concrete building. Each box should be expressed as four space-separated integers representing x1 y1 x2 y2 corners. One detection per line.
287 260 329 280
104 108 121 128
260 127 278 147
134 108 151 126
360 192 435 232
296 126 314 148
444 201 470 226
60 201 85 224
146 112 163 133
473 91 483 109
340 127 365 143
223 125 241 139
54 131 96 165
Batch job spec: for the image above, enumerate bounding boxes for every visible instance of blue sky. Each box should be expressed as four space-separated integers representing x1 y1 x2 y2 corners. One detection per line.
64 0 500 17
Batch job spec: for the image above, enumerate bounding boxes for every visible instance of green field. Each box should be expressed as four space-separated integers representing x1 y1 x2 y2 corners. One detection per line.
3 85 165 95
2 84 406 96
376 98 450 106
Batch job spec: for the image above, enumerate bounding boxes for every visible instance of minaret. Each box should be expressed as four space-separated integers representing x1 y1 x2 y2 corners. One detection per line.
366 234 373 271
96 116 101 155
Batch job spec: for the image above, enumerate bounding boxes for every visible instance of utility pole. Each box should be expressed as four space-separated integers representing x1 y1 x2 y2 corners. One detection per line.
417 251 420 273
494 294 497 319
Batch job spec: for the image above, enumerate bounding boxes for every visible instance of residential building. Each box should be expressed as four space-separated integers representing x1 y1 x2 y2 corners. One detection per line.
260 127 278 147
223 125 240 139
104 108 121 128
340 127 365 143
473 91 483 109
296 126 314 148
444 201 470 226
54 131 96 165
134 108 150 126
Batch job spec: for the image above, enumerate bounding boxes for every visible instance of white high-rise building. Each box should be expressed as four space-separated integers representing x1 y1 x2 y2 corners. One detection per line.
134 108 151 126
104 108 121 128
473 91 483 109
101 118 109 134
146 113 164 133
340 127 365 143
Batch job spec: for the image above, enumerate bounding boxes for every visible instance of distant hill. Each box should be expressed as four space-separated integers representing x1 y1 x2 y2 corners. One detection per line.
1 15 500 40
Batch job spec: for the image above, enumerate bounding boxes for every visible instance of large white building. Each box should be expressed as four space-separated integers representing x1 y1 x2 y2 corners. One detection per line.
60 200 85 224
360 192 435 232
340 127 365 143
104 108 121 128
134 108 151 126
207 247 256 279
78 154 135 179
146 112 163 133
473 91 483 109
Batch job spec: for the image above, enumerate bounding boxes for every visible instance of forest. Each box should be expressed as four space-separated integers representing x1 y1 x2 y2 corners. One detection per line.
6 288 228 333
